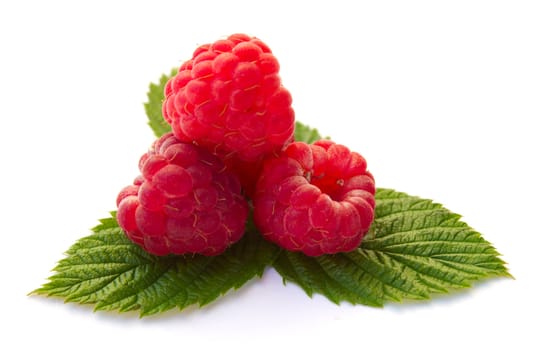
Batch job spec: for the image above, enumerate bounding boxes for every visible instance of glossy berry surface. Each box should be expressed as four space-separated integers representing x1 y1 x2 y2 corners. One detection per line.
253 141 375 256
116 133 248 256
162 33 295 194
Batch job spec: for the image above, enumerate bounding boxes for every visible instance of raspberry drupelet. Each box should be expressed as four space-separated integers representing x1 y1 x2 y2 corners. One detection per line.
116 133 248 256
253 140 376 256
162 33 295 195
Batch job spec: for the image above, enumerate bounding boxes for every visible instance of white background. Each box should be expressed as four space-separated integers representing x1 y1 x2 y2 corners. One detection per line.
1 0 543 349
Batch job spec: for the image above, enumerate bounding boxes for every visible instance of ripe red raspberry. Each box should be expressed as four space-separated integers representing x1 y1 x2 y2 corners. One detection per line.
253 140 376 256
162 33 295 194
116 133 249 256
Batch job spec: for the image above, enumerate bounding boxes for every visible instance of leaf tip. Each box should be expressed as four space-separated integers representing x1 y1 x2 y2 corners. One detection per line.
27 288 41 297
500 269 515 280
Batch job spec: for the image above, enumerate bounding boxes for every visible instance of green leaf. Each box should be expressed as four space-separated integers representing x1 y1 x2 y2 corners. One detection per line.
33 212 279 316
294 121 324 144
144 68 177 137
273 188 511 306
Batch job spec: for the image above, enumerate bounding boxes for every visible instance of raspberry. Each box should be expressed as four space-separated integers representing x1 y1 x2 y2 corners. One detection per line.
116 133 249 256
253 140 376 256
162 33 295 194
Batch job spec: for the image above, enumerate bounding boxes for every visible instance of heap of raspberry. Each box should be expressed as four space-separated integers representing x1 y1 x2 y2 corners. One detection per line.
116 133 248 256
253 141 376 256
162 33 295 194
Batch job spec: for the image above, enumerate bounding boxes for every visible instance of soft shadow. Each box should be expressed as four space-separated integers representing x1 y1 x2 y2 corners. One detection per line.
384 277 513 313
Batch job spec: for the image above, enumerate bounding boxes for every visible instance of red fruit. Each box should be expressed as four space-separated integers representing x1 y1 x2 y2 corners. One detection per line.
162 33 295 195
116 133 248 256
253 141 375 256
